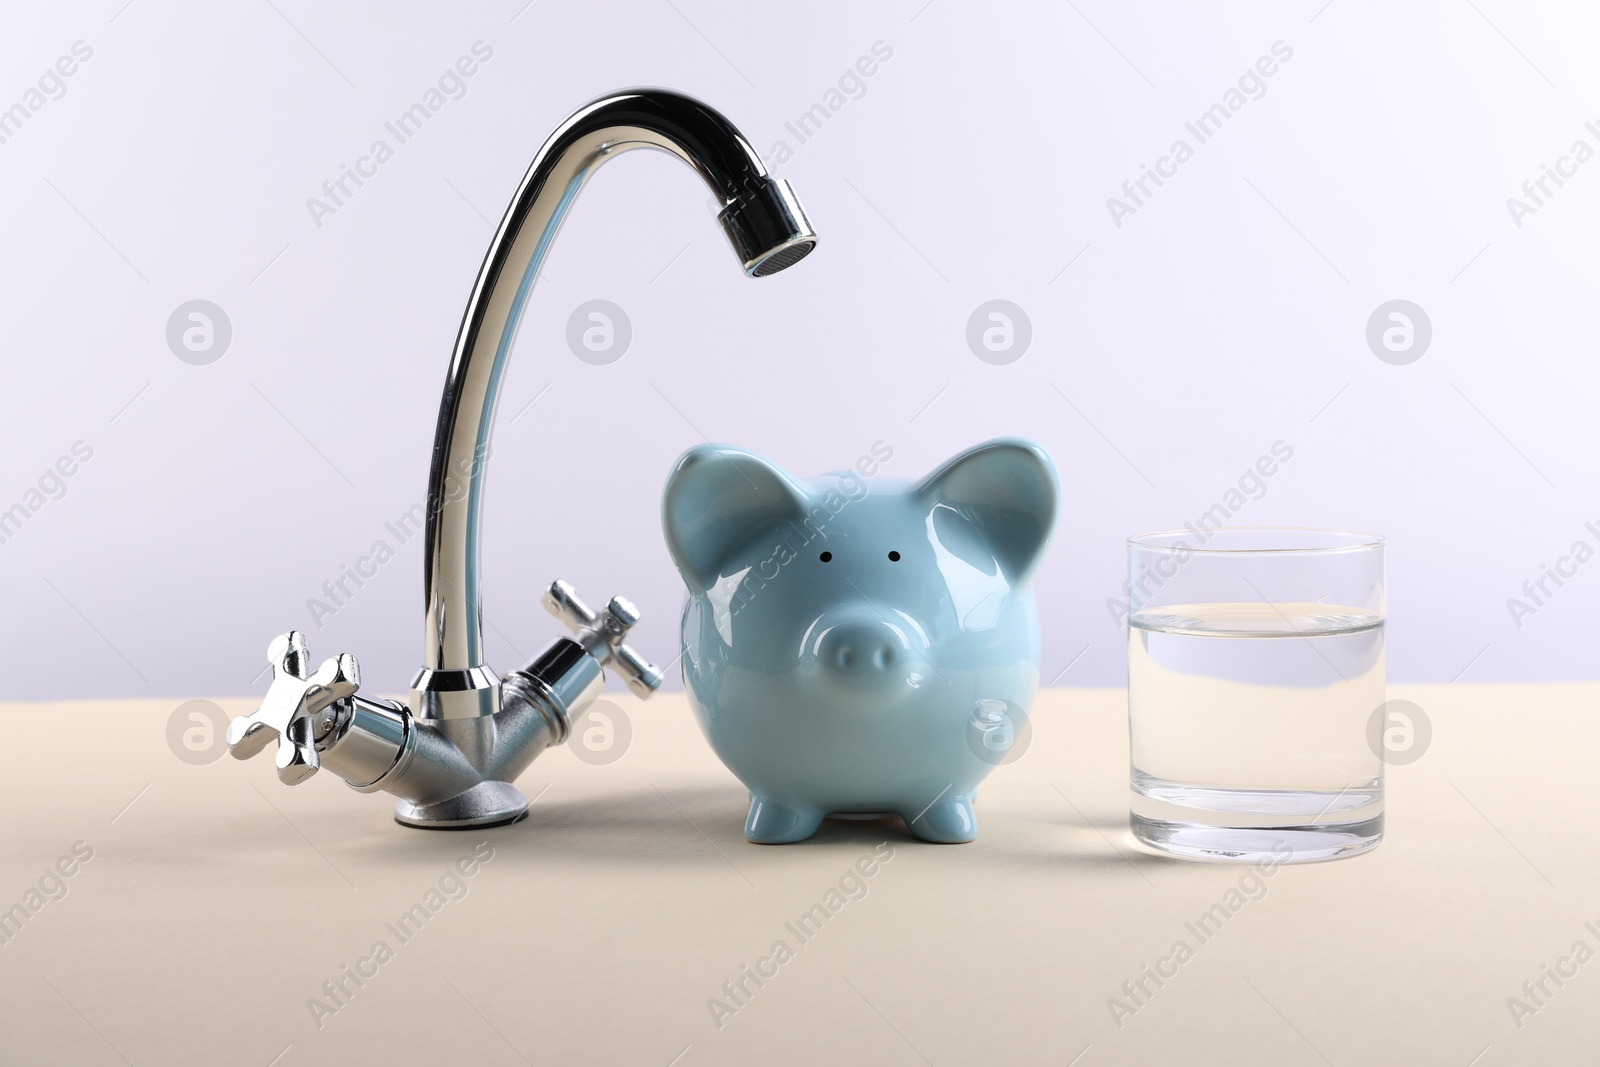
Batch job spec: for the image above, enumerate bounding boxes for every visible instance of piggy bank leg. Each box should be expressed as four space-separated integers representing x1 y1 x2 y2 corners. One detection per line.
905 795 978 843
745 795 824 844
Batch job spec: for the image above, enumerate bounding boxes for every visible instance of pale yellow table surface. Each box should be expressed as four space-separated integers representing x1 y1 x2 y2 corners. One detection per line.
1 683 1594 1066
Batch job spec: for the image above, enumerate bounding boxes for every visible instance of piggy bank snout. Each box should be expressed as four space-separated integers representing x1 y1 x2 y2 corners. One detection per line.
821 622 901 672
811 611 923 690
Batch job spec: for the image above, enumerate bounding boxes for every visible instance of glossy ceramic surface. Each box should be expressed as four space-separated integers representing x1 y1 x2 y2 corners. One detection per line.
662 438 1059 843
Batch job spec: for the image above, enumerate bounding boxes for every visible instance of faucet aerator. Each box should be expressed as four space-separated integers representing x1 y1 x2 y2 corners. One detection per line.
718 176 817 278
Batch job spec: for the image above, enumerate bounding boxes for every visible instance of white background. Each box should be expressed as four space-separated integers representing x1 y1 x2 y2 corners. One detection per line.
3 0 1596 701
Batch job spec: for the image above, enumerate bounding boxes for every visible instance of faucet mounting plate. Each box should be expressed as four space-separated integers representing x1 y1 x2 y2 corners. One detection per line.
393 780 532 829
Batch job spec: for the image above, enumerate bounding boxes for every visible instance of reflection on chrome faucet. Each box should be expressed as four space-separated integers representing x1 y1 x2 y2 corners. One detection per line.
226 89 818 828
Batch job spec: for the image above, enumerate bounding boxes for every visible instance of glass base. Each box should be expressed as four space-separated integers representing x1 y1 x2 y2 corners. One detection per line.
1130 775 1383 863
1130 814 1383 863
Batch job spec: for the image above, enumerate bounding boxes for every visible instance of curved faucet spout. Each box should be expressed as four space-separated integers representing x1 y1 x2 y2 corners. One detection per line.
414 89 816 719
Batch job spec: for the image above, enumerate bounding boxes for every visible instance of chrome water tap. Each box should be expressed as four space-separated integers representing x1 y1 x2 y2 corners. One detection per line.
227 89 817 828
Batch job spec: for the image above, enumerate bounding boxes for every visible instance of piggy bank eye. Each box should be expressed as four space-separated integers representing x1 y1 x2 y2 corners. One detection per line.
819 551 833 563
887 551 901 562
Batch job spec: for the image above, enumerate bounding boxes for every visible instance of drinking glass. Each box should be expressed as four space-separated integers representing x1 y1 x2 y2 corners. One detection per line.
1126 527 1385 863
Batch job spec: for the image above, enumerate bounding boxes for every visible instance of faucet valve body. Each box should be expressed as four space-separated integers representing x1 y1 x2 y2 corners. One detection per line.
227 580 660 828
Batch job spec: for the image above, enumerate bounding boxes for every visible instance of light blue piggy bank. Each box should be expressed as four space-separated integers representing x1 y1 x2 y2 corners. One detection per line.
661 438 1059 844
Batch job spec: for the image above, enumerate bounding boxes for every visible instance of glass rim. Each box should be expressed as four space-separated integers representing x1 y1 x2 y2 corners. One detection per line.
1126 525 1385 555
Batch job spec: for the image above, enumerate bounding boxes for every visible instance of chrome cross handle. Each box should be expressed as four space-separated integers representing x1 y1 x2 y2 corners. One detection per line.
543 580 664 699
227 631 360 784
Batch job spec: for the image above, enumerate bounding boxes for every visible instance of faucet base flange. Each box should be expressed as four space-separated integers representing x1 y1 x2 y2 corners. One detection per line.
393 780 530 829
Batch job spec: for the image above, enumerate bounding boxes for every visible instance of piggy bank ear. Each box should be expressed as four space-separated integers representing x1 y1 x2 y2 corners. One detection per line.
915 438 1059 587
662 444 811 595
